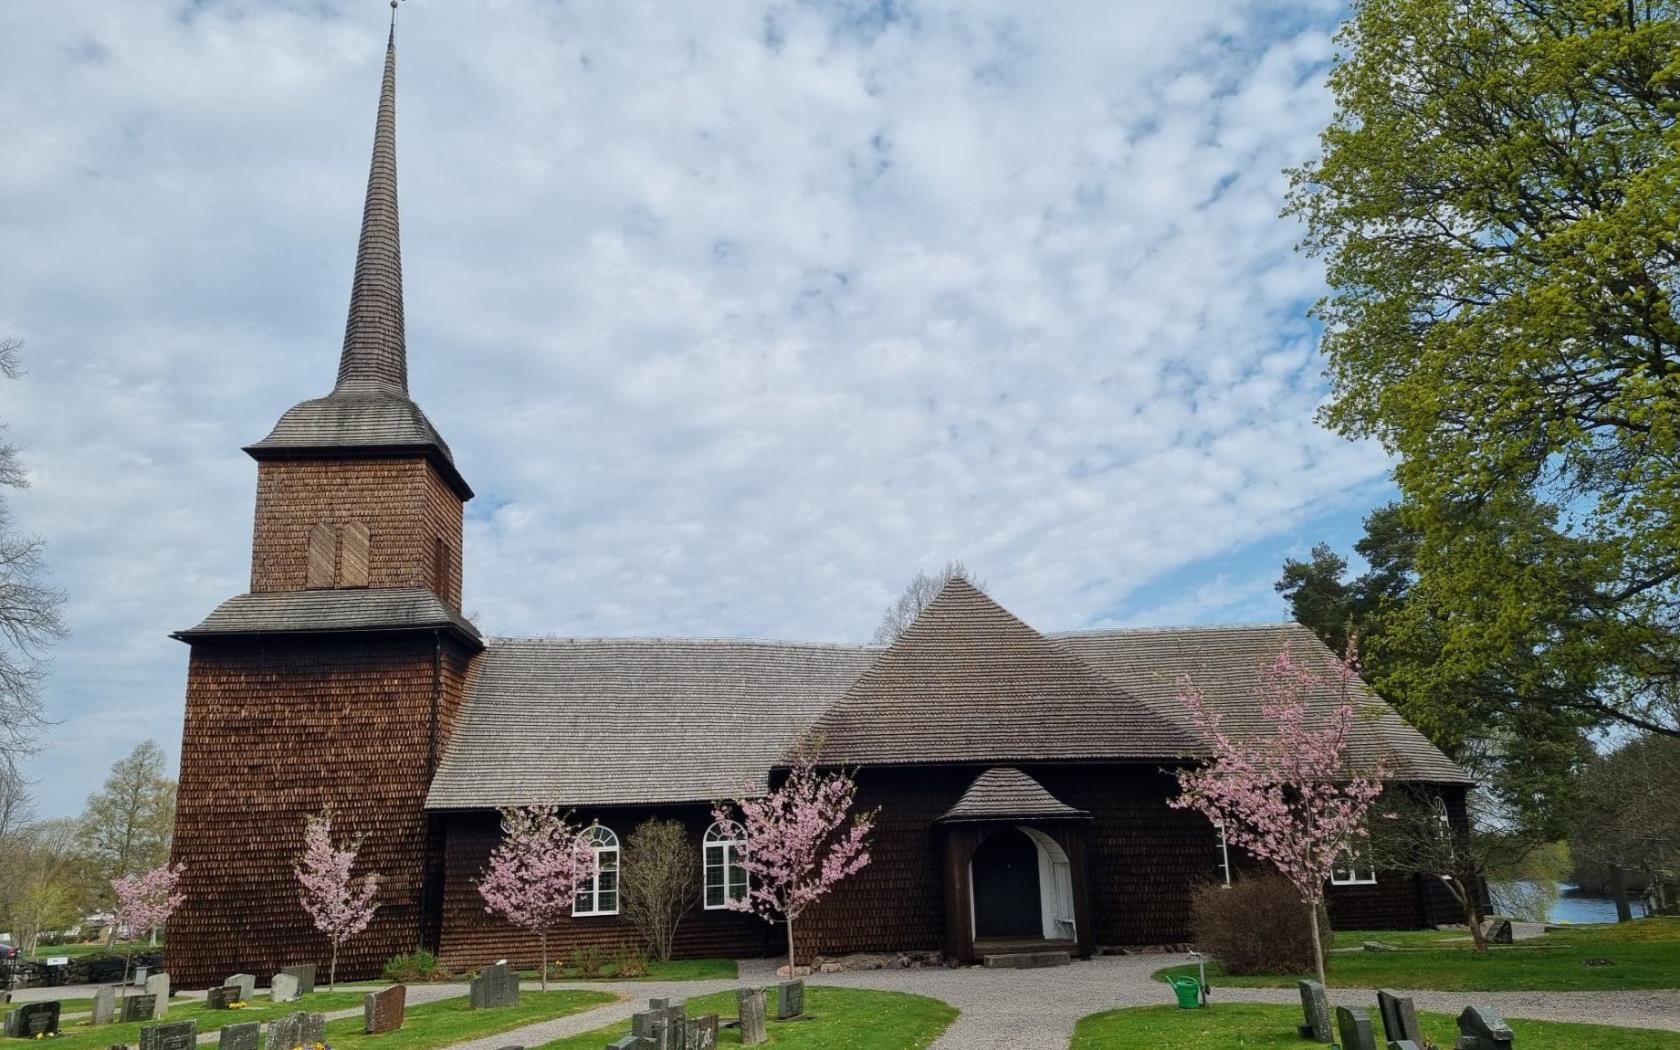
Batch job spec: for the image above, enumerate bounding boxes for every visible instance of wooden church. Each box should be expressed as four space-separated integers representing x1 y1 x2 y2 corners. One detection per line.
165 24 1471 987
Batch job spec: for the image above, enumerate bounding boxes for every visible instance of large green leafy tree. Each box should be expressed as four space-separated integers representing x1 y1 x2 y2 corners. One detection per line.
1287 0 1680 739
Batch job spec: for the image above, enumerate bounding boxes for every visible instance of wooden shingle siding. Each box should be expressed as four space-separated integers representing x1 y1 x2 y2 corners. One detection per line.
341 522 371 587
306 523 335 589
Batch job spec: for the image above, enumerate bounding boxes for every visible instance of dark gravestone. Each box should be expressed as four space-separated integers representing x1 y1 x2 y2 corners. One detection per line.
15 1001 60 1038
736 987 767 1046
1377 991 1423 1044
776 980 804 1020
1336 1005 1378 1050
219 1021 261 1050
469 963 519 1009
92 985 117 1026
225 975 256 1003
122 995 158 1024
206 986 241 1010
686 1014 718 1050
280 965 317 996
1490 920 1514 945
363 984 406 1034
1454 1005 1515 1050
1296 980 1332 1043
138 1019 198 1050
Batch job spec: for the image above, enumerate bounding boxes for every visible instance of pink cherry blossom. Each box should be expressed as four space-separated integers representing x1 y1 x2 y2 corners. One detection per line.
294 810 380 990
111 863 184 988
1169 644 1385 985
477 806 598 990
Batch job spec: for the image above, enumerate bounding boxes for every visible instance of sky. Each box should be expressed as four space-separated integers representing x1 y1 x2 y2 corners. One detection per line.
0 0 1396 818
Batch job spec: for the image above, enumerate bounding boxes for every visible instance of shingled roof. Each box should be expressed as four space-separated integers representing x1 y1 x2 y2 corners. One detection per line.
425 638 878 810
809 579 1205 767
938 767 1089 823
244 24 470 500
175 587 482 646
1052 622 1471 784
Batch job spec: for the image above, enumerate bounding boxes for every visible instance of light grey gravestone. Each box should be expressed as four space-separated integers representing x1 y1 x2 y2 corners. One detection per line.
1 1009 16 1039
1336 1005 1379 1050
1295 980 1332 1043
92 985 117 1026
1377 991 1423 1045
144 972 171 1018
266 1012 303 1050
686 1014 718 1050
469 962 519 1009
225 974 256 1003
122 994 158 1024
1454 1005 1515 1050
363 984 406 1034
138 1018 198 1050
280 965 317 996
219 1021 261 1050
206 986 241 1010
776 980 805 1020
14 1002 60 1038
270 973 300 1004
736 987 767 1047
300 1011 327 1046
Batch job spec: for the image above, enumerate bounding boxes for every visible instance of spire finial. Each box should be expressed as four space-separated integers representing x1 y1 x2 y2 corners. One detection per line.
337 5 407 392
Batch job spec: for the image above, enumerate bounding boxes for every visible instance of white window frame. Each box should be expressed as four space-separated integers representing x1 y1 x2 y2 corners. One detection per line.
573 824 620 916
1330 840 1377 886
1215 824 1232 888
703 820 749 911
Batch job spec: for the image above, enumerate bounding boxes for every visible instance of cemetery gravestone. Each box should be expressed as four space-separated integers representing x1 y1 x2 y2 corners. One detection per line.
2 1010 16 1039
206 986 241 1010
469 963 519 1009
301 1011 327 1045
122 995 158 1024
1390 1043 1424 1050
138 1019 198 1050
281 965 317 996
1296 980 1333 1043
736 987 767 1046
776 980 804 1020
270 973 300 1004
266 1012 302 1050
363 984 406 1034
219 1021 260 1050
607 1038 648 1050
144 973 170 1018
92 985 117 1026
15 1002 60 1038
687 1014 719 1050
1336 1005 1378 1050
1378 991 1423 1044
1454 1005 1515 1050
225 975 256 1003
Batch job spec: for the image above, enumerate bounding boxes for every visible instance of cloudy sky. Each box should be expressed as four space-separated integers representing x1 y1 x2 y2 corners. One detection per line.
2 0 1394 817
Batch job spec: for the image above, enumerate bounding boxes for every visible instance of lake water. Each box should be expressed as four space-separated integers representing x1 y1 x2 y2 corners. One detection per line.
1491 880 1649 924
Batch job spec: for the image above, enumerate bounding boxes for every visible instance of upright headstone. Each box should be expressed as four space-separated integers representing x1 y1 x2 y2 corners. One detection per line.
270 973 300 1004
1377 991 1423 1044
219 1021 261 1050
1336 1005 1378 1050
206 986 241 1010
300 1011 327 1046
134 965 150 988
363 984 407 1034
92 985 117 1026
469 962 519 1009
1490 920 1513 945
280 965 317 996
225 974 256 1003
122 995 158 1024
266 1012 302 1050
736 988 767 1047
138 1019 198 1050
14 1002 60 1038
1389 1042 1424 1050
1296 980 1333 1043
686 1014 718 1050
2 1010 17 1039
144 972 171 1019
1454 1005 1515 1050
776 980 804 1020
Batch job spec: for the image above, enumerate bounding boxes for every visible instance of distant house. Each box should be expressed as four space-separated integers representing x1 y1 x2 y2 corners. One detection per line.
164 27 1471 987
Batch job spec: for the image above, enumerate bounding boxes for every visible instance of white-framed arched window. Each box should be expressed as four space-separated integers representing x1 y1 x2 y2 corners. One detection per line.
573 825 619 916
703 820 748 910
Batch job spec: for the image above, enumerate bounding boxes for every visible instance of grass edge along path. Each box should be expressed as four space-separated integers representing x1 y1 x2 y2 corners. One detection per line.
532 986 957 1050
1155 917 1680 992
322 990 618 1050
513 958 738 983
1072 1003 1680 1050
33 992 369 1050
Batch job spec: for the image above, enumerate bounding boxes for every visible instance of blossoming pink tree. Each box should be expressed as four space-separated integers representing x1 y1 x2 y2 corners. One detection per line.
477 806 598 991
715 744 876 976
1169 646 1384 985
111 863 185 990
295 810 380 990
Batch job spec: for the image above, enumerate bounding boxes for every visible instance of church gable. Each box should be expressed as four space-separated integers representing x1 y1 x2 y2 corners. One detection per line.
809 579 1204 767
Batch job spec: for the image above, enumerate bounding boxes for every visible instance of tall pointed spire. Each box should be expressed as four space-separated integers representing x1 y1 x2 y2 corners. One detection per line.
338 16 407 392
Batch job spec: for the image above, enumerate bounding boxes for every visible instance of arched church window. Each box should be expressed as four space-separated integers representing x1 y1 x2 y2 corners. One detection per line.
306 523 336 589
703 820 748 910
340 522 370 588
573 824 619 916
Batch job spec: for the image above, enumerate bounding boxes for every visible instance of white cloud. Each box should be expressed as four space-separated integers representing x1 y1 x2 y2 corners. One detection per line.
0 0 1388 815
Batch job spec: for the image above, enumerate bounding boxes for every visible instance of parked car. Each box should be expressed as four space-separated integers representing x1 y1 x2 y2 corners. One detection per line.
0 944 18 960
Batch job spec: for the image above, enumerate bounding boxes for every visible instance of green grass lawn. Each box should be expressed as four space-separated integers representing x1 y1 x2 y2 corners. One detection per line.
35 991 368 1050
321 990 616 1050
516 958 738 982
1072 1004 1680 1050
1157 917 1680 991
533 986 957 1050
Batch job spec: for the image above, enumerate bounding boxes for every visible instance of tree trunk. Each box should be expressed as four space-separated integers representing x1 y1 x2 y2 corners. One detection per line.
330 940 339 992
1307 899 1326 987
785 918 797 977
1611 865 1635 922
540 930 549 993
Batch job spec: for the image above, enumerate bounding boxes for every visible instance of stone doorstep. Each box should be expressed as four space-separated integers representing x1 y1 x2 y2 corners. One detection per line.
980 951 1072 969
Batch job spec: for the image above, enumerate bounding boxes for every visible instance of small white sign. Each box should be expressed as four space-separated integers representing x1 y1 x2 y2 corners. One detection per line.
46 956 69 966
